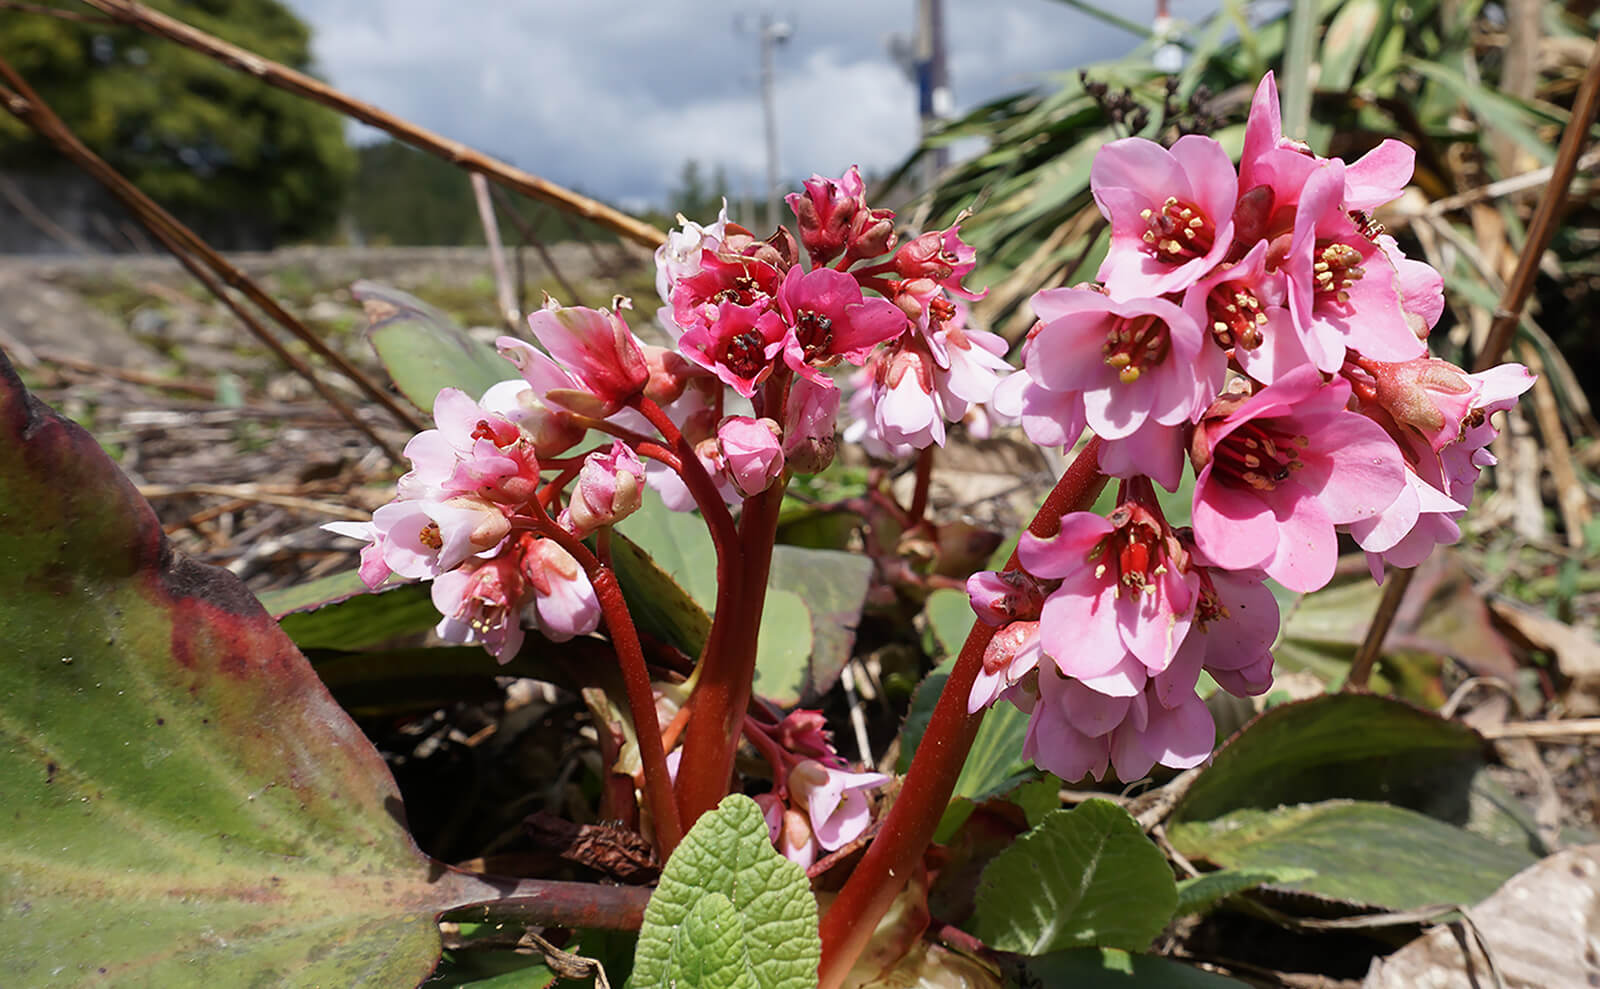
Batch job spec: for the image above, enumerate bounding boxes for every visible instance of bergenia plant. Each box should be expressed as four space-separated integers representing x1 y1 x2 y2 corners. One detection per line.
318 76 1532 986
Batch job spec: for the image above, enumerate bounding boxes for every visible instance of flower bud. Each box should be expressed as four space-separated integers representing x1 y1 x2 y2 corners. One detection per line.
1366 356 1478 452
640 343 698 406
967 569 1046 626
505 300 650 416
787 169 863 265
716 415 785 497
521 537 601 642
782 376 840 475
563 441 646 535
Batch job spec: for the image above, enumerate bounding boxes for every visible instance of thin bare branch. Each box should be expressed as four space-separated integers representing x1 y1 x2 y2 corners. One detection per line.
0 61 411 461
78 0 667 249
1347 38 1600 691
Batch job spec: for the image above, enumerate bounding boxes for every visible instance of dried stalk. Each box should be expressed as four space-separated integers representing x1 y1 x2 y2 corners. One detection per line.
1347 37 1600 690
0 56 427 442
78 0 666 249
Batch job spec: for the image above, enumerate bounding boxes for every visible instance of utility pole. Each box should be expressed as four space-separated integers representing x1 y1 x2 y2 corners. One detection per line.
914 0 951 188
758 13 791 232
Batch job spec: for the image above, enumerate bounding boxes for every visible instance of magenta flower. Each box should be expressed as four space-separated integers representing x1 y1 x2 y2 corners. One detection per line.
1091 134 1238 298
655 203 730 307
1019 485 1198 680
1189 366 1406 592
786 166 867 266
676 300 788 398
1180 241 1320 385
670 251 783 337
497 302 649 417
776 266 907 384
891 225 983 300
716 415 785 497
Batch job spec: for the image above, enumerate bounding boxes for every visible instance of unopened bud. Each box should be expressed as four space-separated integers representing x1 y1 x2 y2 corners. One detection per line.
716 415 785 497
563 440 645 535
967 570 1046 626
782 376 840 475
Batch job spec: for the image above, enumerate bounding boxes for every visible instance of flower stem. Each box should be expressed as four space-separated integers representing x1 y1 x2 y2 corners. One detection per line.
907 446 935 525
525 514 683 856
674 475 786 826
815 437 1105 989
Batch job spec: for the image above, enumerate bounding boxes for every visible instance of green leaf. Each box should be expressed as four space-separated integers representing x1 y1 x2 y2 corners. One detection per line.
1319 0 1382 91
615 491 870 705
0 353 498 984
1175 867 1317 917
1171 693 1487 826
271 576 441 651
357 280 513 413
972 800 1177 955
1016 947 1252 987
924 586 976 659
256 566 375 617
1169 801 1535 910
898 667 1032 806
633 795 819 989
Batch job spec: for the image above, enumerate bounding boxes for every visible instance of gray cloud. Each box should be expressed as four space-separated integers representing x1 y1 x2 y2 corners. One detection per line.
283 0 1218 206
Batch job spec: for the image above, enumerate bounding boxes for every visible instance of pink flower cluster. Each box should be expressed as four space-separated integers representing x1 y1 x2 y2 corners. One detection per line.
971 74 1533 782
749 710 889 869
655 165 1009 466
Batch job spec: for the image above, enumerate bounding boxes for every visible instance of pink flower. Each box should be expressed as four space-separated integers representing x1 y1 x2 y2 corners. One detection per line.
1024 665 1215 783
1019 482 1199 680
969 620 1043 713
927 317 1015 424
479 379 586 457
676 301 788 397
1091 134 1238 298
775 710 844 767
322 519 393 589
1189 366 1406 592
716 415 785 497
670 251 783 337
788 760 890 852
967 569 1046 628
1180 241 1316 385
1361 356 1487 453
783 374 841 475
655 203 730 306
369 496 510 580
1023 289 1220 479
777 266 908 384
562 440 645 536
497 302 649 417
432 553 528 664
407 386 542 504
891 226 983 300
521 537 601 641
786 167 866 266
870 340 946 452
1160 535 1279 699
991 366 1085 450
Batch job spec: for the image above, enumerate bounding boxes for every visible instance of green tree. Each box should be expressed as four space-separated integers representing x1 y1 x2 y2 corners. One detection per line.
0 0 355 242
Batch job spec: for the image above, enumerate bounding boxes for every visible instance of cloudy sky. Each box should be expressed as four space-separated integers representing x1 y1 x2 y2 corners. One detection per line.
282 0 1219 210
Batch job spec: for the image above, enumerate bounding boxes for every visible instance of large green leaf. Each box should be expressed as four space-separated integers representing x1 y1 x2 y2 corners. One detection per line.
615 491 870 705
266 573 441 651
632 795 818 989
971 800 1177 955
0 352 502 985
1169 801 1535 910
1016 947 1251 987
899 662 1032 806
1171 693 1489 826
357 280 513 413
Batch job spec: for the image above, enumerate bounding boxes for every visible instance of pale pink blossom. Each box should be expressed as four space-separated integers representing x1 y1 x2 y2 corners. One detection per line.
521 537 601 642
788 760 890 852
1180 241 1314 385
655 202 730 307
716 416 785 497
783 374 841 475
870 340 946 452
1092 134 1238 298
562 440 645 535
369 496 510 581
322 519 392 589
1019 484 1199 680
1189 366 1406 593
432 553 527 664
969 620 1043 714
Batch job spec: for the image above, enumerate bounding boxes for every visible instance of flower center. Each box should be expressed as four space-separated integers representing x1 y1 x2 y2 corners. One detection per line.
722 330 768 379
1212 421 1307 491
1313 242 1365 306
418 521 443 550
794 309 834 361
1090 504 1170 594
713 273 768 306
1141 196 1214 264
1102 314 1170 383
1205 285 1267 350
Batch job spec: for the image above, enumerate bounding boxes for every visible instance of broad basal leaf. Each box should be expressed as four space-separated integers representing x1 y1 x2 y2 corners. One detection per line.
1169 801 1536 911
632 795 818 989
900 662 1032 807
0 351 500 985
357 280 513 413
1017 948 1251 987
972 800 1176 955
